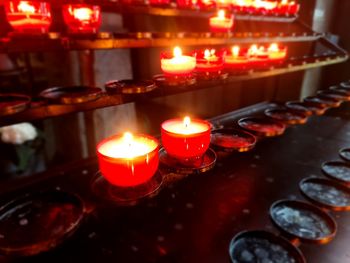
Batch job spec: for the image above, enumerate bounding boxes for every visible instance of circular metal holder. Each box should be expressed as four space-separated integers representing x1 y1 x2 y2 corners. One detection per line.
300 177 350 211
264 108 308 125
0 94 31 116
229 230 306 263
0 190 84 256
322 161 350 185
270 200 337 244
153 74 196 88
91 172 163 205
285 101 325 116
159 148 216 175
340 81 350 89
105 79 157 94
330 85 350 96
238 117 286 138
304 96 341 108
40 86 102 104
317 90 350 102
211 128 257 153
339 148 350 162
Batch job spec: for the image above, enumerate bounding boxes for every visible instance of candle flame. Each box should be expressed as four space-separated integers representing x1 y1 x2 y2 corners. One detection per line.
183 116 191 128
232 45 240 57
218 10 226 19
204 49 211 59
73 7 93 21
18 1 35 14
249 44 258 55
268 43 279 52
281 0 288 4
173 46 182 58
123 132 133 147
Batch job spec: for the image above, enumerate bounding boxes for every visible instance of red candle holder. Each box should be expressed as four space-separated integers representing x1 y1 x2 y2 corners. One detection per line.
209 10 234 33
193 49 225 79
160 47 196 84
222 46 250 73
62 4 101 34
248 44 269 70
161 117 211 161
177 0 199 9
198 0 216 10
97 133 159 187
267 43 287 66
5 1 51 34
275 1 300 16
148 0 171 6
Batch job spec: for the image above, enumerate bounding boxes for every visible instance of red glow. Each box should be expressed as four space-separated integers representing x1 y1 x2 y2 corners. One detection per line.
209 10 234 32
161 117 211 159
5 1 51 33
97 133 159 187
62 4 101 34
193 49 224 73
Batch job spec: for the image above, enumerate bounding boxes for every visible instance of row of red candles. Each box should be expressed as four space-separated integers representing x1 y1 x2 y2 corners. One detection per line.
97 117 211 187
3 1 298 34
124 0 299 15
161 45 288 76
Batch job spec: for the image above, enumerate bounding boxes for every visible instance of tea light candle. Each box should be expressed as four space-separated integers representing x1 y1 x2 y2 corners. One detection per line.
161 47 196 76
195 49 223 73
97 132 159 187
161 117 211 159
5 1 51 33
209 10 234 32
275 0 299 15
62 4 101 34
252 0 277 14
268 43 287 62
223 45 249 70
248 44 269 68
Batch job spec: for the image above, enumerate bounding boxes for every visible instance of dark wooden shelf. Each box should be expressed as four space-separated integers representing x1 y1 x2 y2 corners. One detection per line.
0 49 347 127
0 31 321 53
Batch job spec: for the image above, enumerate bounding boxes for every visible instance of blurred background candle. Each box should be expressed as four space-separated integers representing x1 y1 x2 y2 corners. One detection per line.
5 1 51 33
194 49 223 73
268 43 287 64
161 47 196 77
223 45 249 71
248 44 269 69
275 0 300 15
62 4 101 34
97 132 159 187
161 117 211 160
149 0 171 6
177 0 199 9
209 10 234 32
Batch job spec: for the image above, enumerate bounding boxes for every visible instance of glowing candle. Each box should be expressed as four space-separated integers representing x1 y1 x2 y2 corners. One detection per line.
5 1 51 33
275 0 300 15
97 132 159 187
194 49 223 74
268 43 287 62
223 45 250 71
209 10 234 32
177 0 199 9
161 117 211 159
62 4 101 34
248 44 269 69
253 0 277 14
161 47 196 76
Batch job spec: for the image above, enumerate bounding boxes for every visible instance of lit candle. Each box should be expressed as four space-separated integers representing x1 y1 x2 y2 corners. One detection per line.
209 10 234 32
198 0 216 9
161 46 196 76
5 1 52 33
275 0 300 15
194 49 223 73
252 0 277 14
268 43 287 62
161 117 211 159
62 4 101 34
248 44 269 69
97 132 159 187
223 45 250 71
